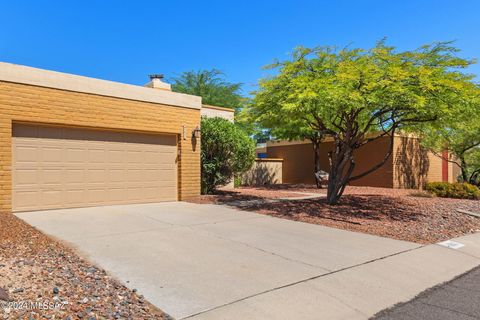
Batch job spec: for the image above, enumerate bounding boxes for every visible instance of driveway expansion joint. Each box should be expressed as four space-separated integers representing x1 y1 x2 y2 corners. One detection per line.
181 245 424 319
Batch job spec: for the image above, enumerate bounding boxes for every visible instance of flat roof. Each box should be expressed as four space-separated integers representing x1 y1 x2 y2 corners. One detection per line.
0 62 202 110
201 104 235 112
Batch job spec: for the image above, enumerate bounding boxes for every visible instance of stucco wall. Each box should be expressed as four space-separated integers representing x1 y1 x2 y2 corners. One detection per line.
267 138 394 188
241 159 283 186
200 105 235 122
393 136 459 188
0 81 201 213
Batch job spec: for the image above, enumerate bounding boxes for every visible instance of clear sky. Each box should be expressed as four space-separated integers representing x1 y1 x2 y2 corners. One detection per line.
1 0 479 94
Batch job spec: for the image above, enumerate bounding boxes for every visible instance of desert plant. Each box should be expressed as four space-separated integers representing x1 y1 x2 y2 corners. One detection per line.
201 117 255 194
426 182 480 200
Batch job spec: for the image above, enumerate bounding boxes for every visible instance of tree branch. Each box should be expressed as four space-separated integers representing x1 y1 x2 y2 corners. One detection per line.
349 128 396 181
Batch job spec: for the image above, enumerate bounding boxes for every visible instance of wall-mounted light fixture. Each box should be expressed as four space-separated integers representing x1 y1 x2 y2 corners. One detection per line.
192 126 201 139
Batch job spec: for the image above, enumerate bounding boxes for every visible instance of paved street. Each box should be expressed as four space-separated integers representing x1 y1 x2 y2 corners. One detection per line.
373 266 480 319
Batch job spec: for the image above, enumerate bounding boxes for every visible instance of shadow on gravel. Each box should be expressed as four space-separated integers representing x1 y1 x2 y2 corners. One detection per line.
239 195 424 223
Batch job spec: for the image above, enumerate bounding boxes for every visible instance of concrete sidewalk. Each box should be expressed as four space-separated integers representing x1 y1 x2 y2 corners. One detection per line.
16 202 480 320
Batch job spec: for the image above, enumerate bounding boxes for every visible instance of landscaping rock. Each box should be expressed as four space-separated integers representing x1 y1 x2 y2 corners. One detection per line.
189 185 480 244
0 213 169 319
0 287 10 301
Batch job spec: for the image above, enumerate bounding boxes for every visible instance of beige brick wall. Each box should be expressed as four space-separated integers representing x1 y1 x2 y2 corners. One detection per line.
0 81 201 213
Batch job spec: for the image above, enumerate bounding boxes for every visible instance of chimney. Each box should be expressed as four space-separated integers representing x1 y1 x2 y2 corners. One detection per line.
144 74 171 91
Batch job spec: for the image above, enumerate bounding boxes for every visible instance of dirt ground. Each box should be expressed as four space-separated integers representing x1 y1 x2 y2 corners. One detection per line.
0 213 170 320
188 185 480 244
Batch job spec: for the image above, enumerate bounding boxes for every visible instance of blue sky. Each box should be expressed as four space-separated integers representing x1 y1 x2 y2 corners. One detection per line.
1 0 479 94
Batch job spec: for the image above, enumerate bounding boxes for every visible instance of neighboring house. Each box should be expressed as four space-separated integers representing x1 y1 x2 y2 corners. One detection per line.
261 135 461 188
0 62 228 213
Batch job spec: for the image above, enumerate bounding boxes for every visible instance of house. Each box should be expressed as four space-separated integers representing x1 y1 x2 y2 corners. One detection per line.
258 135 461 188
0 62 231 213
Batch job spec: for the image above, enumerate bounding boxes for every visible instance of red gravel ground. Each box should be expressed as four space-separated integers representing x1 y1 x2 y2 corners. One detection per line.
188 185 480 244
0 214 169 320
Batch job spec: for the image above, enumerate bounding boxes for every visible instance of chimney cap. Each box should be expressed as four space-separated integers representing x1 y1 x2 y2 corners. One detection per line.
149 74 164 80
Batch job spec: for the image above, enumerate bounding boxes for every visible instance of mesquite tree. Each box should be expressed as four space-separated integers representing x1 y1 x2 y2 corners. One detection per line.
252 41 474 204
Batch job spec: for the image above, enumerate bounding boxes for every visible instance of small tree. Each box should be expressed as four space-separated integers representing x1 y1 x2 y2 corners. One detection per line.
201 117 255 194
252 41 475 204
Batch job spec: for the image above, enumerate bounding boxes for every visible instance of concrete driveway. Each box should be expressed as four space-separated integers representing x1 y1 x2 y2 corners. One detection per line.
16 202 480 319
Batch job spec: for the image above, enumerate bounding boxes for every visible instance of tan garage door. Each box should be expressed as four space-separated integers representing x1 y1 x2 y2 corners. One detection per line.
13 124 178 212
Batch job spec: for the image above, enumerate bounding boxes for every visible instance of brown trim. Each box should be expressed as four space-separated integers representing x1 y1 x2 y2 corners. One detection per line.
12 120 181 136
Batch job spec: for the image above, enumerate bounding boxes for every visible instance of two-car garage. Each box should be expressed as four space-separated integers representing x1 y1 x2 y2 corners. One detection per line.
12 124 178 212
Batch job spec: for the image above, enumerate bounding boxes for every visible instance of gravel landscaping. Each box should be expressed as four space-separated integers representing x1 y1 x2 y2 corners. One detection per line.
0 213 169 320
189 185 480 244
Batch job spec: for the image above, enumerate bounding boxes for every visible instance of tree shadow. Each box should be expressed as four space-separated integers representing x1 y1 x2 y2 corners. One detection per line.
239 195 425 223
241 162 281 186
395 137 430 188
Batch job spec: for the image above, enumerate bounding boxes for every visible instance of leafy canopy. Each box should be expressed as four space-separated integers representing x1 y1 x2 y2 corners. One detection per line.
200 117 256 194
252 41 474 142
420 86 480 182
250 40 476 204
171 69 243 109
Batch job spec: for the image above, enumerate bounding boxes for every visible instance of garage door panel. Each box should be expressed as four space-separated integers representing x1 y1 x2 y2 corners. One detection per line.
66 147 88 163
41 146 65 163
14 169 39 186
41 169 64 184
65 189 87 205
13 124 178 211
108 169 126 182
41 190 64 206
13 190 39 210
65 169 86 183
88 149 107 163
14 145 40 163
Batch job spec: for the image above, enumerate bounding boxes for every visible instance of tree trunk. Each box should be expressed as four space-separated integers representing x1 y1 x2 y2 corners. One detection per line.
326 141 355 205
460 157 469 182
312 139 323 188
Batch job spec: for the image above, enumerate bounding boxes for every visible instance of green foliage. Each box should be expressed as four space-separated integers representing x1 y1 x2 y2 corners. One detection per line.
426 182 480 200
250 40 476 204
252 40 474 141
420 86 480 183
201 117 255 194
466 148 480 186
234 176 242 188
171 69 243 109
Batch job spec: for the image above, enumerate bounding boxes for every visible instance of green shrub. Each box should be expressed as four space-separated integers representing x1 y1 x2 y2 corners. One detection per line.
234 176 242 188
201 117 256 194
426 182 480 200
